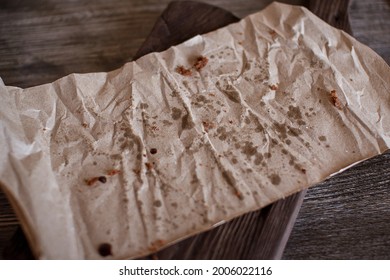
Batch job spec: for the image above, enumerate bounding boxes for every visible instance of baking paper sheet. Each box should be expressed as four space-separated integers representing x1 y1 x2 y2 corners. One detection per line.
0 2 389 259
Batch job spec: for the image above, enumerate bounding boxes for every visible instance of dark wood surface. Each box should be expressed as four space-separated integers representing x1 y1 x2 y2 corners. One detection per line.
133 1 239 59
0 0 389 259
285 0 390 259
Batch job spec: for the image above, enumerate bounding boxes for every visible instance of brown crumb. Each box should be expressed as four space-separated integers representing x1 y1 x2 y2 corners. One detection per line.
150 148 158 154
301 168 306 174
133 169 141 175
202 121 215 132
155 239 165 246
194 56 208 70
269 30 277 36
269 84 278 90
145 162 154 170
107 169 121 176
98 176 107 183
85 177 99 186
82 123 88 128
330 90 342 109
176 65 192 76
148 239 165 252
98 243 112 257
235 191 244 200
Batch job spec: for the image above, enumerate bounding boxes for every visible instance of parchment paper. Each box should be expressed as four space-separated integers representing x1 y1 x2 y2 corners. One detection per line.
0 2 389 259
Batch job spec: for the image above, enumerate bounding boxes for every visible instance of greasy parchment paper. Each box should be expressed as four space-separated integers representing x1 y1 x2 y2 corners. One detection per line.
0 2 389 259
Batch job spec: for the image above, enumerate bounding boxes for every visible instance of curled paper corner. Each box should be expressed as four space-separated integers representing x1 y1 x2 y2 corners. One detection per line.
183 35 204 47
0 2 389 259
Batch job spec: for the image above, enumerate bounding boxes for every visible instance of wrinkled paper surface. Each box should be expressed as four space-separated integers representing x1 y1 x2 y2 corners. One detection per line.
0 3 389 259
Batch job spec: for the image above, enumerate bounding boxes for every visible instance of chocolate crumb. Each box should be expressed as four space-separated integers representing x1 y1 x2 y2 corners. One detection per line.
133 169 141 175
107 169 121 176
269 84 278 90
98 243 112 257
194 56 208 70
176 65 192 76
330 90 342 109
235 191 244 200
98 176 107 183
150 148 157 154
85 177 99 186
202 121 215 132
145 162 154 170
269 30 277 36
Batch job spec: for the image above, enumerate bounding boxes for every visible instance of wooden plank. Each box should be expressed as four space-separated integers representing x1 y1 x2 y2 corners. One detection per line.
349 0 390 64
284 151 390 259
134 1 239 59
0 0 270 88
283 0 390 260
304 0 352 33
153 191 306 259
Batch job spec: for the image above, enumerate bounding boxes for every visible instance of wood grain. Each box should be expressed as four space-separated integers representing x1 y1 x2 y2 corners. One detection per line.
284 151 390 259
134 1 237 59
304 0 352 33
151 191 306 260
0 0 273 88
0 0 389 259
349 0 390 64
283 0 390 260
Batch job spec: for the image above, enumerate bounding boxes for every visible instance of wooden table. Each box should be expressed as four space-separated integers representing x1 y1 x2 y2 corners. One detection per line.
0 0 389 259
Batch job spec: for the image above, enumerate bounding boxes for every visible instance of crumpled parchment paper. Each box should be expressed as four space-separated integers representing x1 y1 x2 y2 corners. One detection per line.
0 2 389 259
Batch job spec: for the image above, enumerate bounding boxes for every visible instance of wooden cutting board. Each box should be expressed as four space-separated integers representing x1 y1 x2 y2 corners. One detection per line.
1 0 352 259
